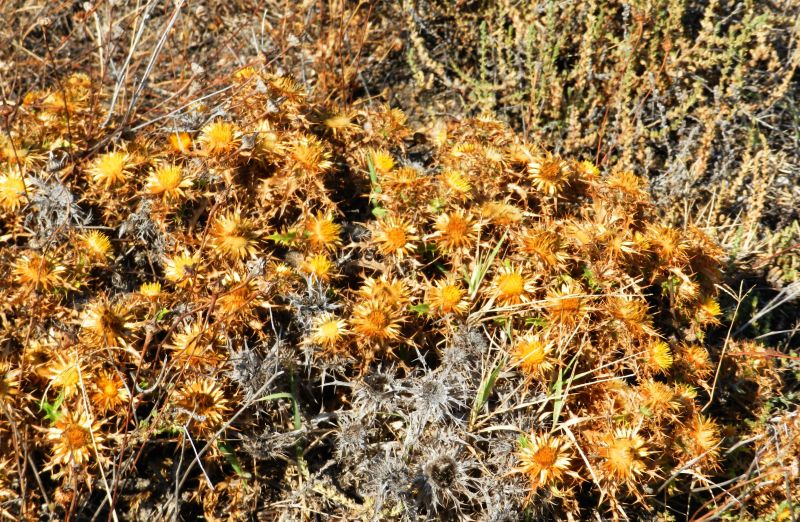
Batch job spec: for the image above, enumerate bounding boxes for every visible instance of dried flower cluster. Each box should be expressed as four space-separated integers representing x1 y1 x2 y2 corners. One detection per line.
0 69 793 521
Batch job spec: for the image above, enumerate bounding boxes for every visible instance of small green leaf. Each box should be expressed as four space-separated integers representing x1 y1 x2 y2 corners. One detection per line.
409 303 430 315
155 308 170 321
267 231 299 246
40 391 65 424
218 442 251 479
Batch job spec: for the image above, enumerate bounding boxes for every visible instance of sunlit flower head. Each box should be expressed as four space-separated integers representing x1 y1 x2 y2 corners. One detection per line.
426 278 468 316
514 433 573 489
146 163 192 199
372 217 418 259
88 151 132 188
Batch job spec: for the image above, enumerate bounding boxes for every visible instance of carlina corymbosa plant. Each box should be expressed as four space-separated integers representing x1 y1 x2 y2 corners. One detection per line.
0 68 795 521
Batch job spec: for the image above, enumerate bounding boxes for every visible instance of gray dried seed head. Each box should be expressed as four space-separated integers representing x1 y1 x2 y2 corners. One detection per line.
335 413 369 461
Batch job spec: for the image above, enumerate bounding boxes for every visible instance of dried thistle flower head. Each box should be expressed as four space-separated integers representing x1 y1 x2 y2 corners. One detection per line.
290 135 332 174
46 409 105 474
545 281 588 325
0 170 28 211
167 322 223 369
489 264 534 307
311 313 349 352
80 299 131 347
518 229 566 269
0 362 21 405
198 121 239 156
88 151 132 188
426 278 468 316
91 369 130 413
163 251 202 287
210 210 260 261
14 253 65 290
596 427 649 485
431 209 479 254
78 230 113 262
441 169 472 199
304 213 342 252
167 132 193 154
643 340 673 374
146 163 192 200
46 352 84 398
358 275 411 306
679 414 722 470
138 281 162 300
301 253 334 282
351 299 404 344
367 148 395 174
528 154 572 196
175 377 230 433
511 334 554 380
514 432 573 490
372 216 419 259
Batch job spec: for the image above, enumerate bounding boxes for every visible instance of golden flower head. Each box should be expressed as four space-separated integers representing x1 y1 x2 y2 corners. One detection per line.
528 154 572 196
0 170 28 211
167 322 223 369
426 278 468 316
88 151 132 188
80 299 131 347
215 271 261 320
512 334 554 379
138 281 162 299
47 409 105 472
490 264 534 307
358 275 411 306
305 213 342 252
91 369 130 413
311 313 349 351
175 377 230 433
372 216 419 259
518 229 566 269
146 163 192 199
210 210 260 261
644 340 673 373
14 253 65 291
198 121 239 156
441 169 472 199
679 414 722 469
431 209 479 254
78 230 113 262
167 132 193 154
545 281 589 325
301 253 334 282
367 148 395 174
597 427 649 484
290 134 332 174
163 251 202 287
514 433 573 489
351 299 404 344
46 352 84 398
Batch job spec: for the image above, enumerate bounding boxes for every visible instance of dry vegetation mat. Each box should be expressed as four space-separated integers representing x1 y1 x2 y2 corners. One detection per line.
0 1 798 521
